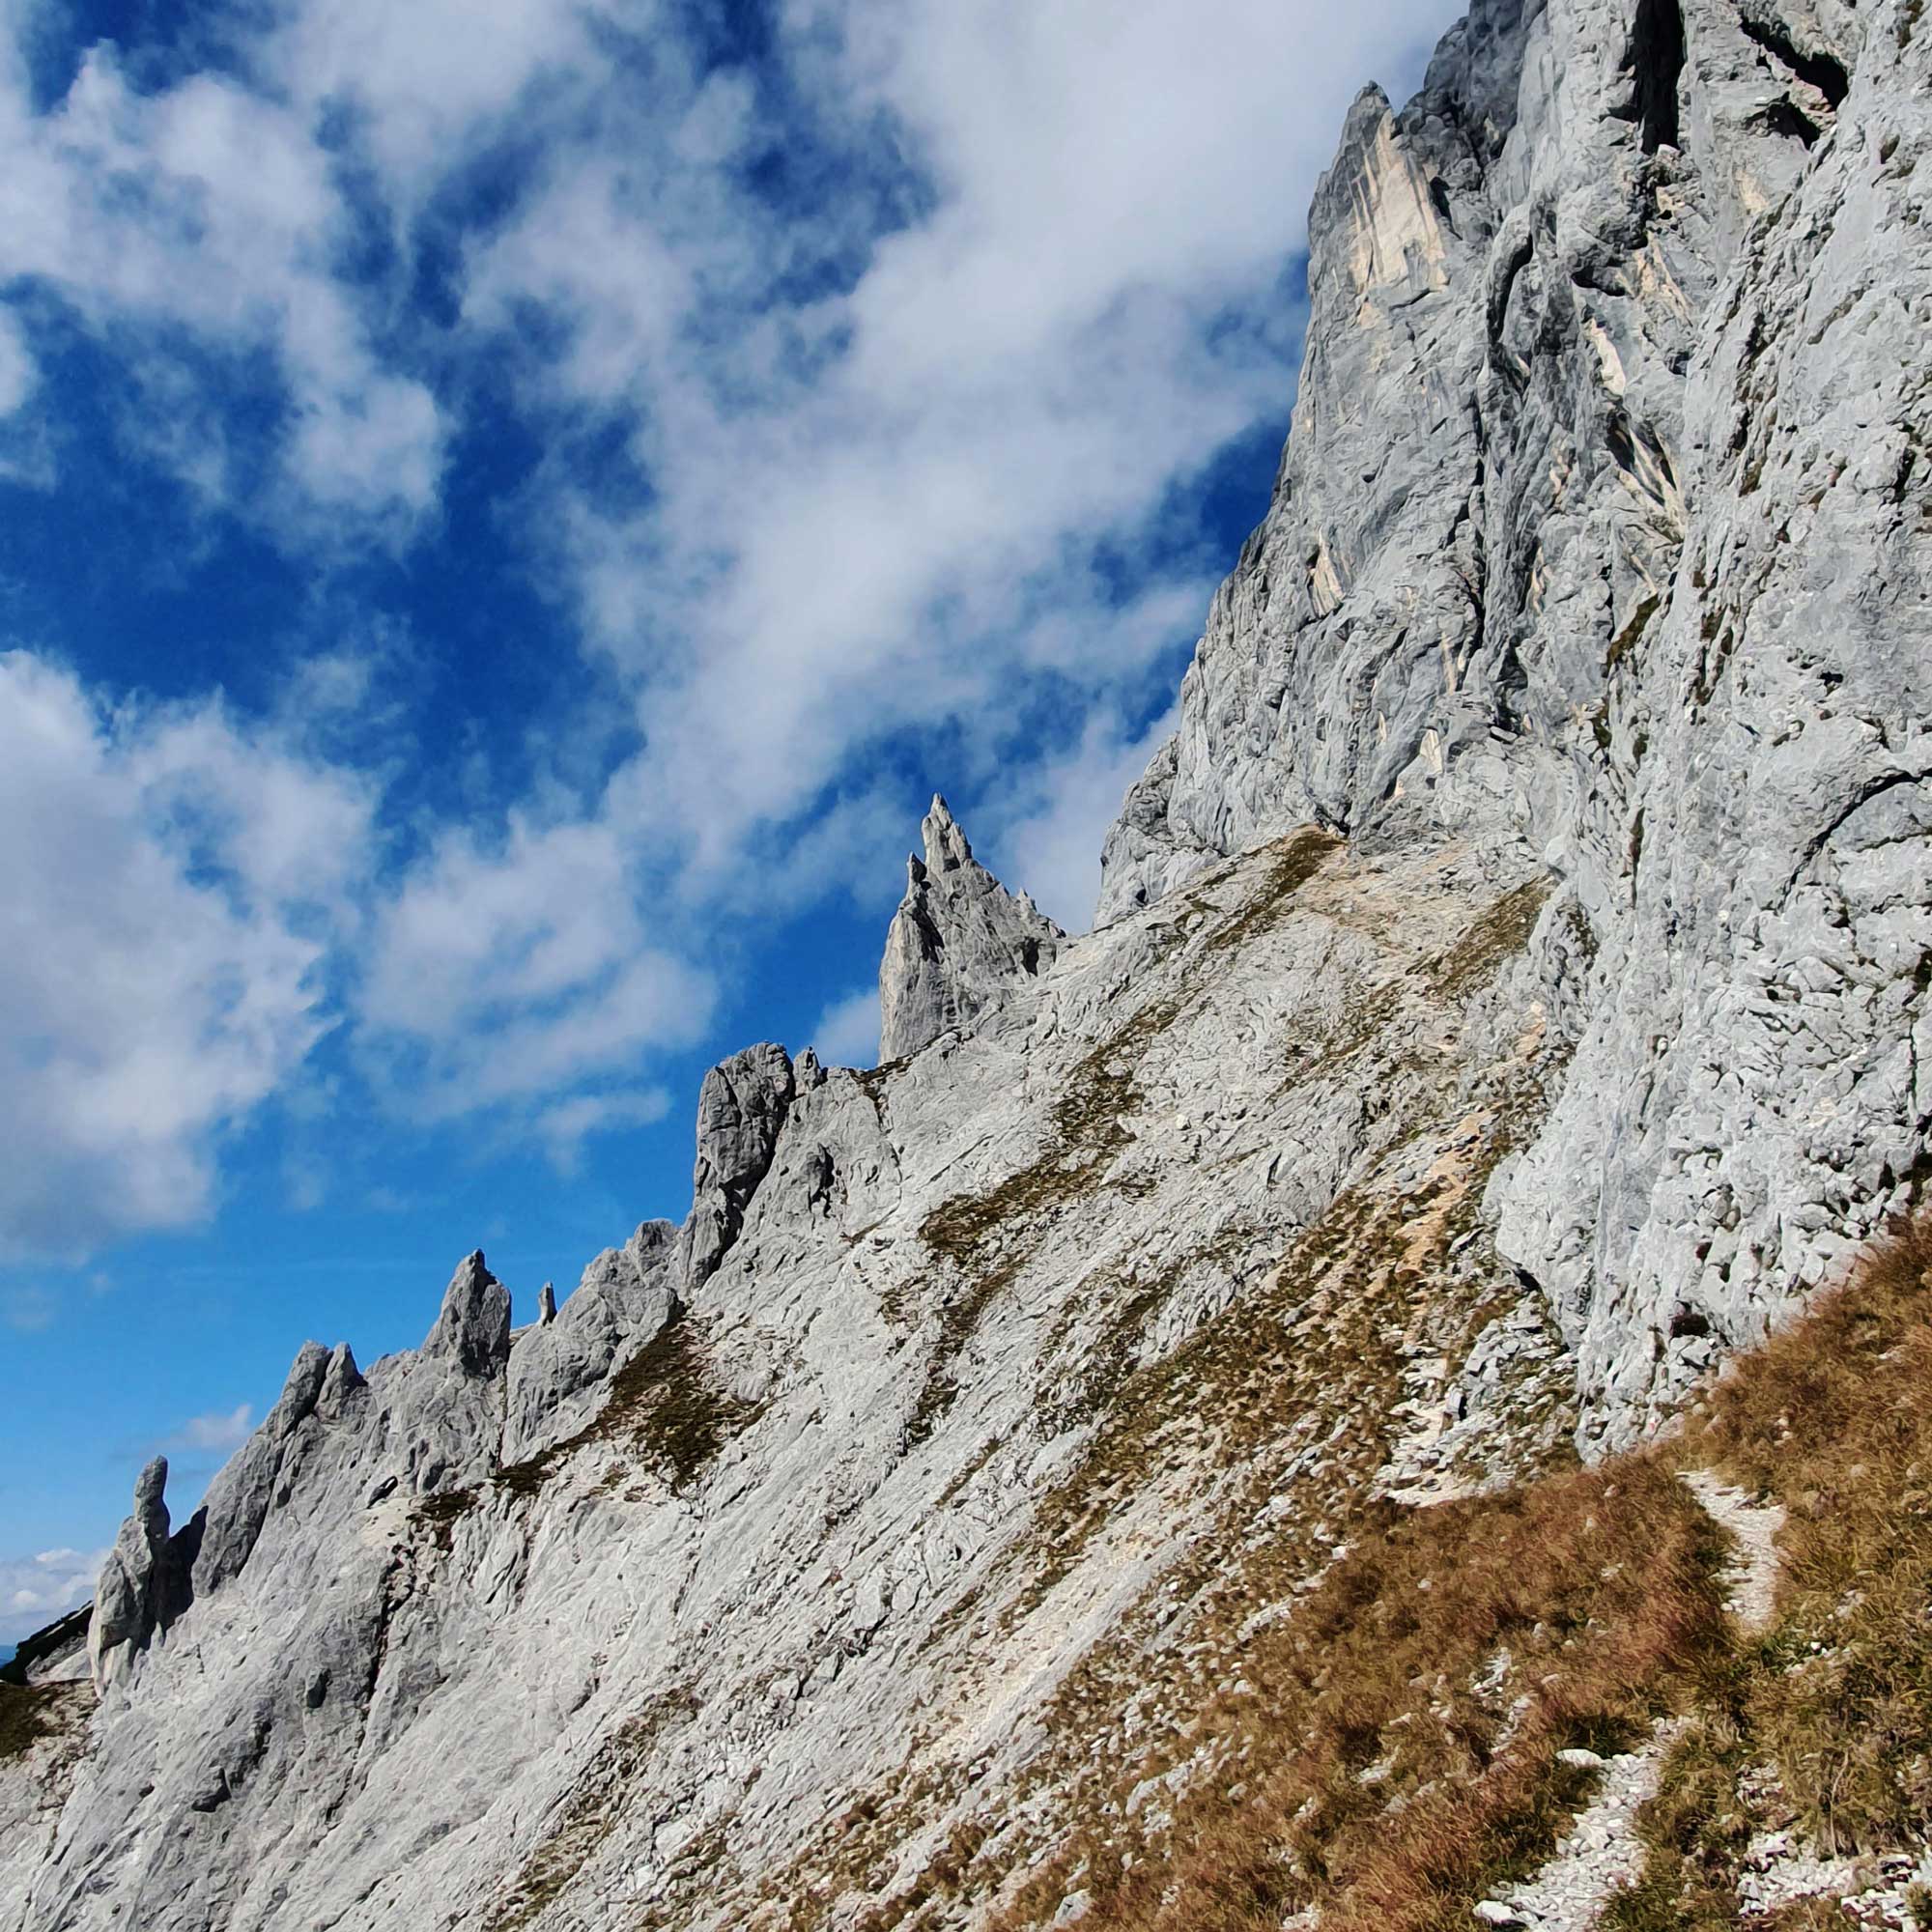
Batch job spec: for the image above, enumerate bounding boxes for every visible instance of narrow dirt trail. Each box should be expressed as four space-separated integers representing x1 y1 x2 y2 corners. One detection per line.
1678 1469 1786 1633
1466 1471 1788 1928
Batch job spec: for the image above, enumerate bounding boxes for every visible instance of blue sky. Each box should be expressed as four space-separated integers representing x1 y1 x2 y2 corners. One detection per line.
0 0 1454 1640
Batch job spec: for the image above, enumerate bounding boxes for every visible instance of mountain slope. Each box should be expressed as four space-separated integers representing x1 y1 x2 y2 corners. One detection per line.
3 2 1929 1927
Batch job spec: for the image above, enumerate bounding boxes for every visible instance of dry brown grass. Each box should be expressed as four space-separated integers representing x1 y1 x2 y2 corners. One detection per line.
739 848 1581 1931
1605 1216 1932 1926
988 1218 1932 1932
1690 1218 1932 1849
989 1460 1724 1932
0 1682 77 1762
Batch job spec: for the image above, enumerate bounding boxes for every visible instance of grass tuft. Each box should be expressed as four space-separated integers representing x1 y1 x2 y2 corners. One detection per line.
0 1683 73 1762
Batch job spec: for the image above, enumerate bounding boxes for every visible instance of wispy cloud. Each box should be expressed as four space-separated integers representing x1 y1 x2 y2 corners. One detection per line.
0 43 443 520
165 1404 255 1455
810 986 881 1070
993 701 1182 931
534 1088 673 1174
0 0 1456 1279
358 817 716 1119
3 1286 55 1333
0 653 374 1261
0 1545 107 1643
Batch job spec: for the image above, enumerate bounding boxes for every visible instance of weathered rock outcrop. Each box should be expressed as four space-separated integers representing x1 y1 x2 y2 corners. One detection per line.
86 1459 184 1690
5 1 1929 1926
675 1042 797 1291
504 1223 676 1463
14 821 1574 1932
878 795 1064 1061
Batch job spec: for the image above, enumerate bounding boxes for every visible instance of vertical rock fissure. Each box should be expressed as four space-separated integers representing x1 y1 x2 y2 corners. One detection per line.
1623 0 1686 154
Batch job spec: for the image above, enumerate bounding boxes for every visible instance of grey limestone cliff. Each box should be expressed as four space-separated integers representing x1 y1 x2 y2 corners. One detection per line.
86 1457 183 1691
1097 0 1930 1445
674 1041 797 1291
505 1224 676 1463
4 1 1930 1925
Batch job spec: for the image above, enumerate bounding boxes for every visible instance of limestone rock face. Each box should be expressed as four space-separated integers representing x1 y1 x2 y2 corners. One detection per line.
188 1342 333 1602
86 1459 182 1690
878 795 1065 1062
423 1251 512 1380
16 826 1576 1932
504 1223 676 1463
1094 0 1925 1443
676 1043 798 1292
7 3 1931 1926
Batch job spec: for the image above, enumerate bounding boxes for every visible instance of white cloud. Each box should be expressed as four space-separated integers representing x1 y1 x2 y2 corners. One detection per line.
267 0 606 193
810 986 880 1070
0 0 1461 1224
0 43 442 516
3 1286 55 1333
0 652 374 1259
0 1546 107 1643
464 161 695 403
359 816 715 1118
0 304 35 413
125 698 378 919
992 702 1181 932
534 1087 672 1173
448 0 1456 902
165 1404 255 1454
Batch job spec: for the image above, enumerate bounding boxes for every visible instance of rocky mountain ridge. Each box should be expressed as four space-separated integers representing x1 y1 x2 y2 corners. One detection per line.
3 1 1928 1926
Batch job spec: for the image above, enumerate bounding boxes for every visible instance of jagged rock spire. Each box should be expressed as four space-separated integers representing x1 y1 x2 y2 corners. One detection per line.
318 1342 363 1418
505 1224 677 1463
675 1044 796 1293
877 795 1064 1062
89 1457 185 1690
423 1252 512 1379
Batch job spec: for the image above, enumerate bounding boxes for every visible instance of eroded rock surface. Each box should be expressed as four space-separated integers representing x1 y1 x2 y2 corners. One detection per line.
505 1224 677 1463
676 1042 797 1291
6 829 1573 1932
878 795 1065 1062
1097 0 1929 1444
86 1459 183 1691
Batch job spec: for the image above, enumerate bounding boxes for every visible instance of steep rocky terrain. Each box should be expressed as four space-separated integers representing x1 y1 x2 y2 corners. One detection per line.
3 1 1928 1926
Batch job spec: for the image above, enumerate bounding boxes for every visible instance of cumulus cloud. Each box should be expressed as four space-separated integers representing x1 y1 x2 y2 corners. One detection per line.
992 703 1182 932
0 40 442 516
359 816 716 1118
810 986 881 1070
534 1088 673 1173
166 1404 255 1454
0 0 1458 1248
0 652 373 1259
0 1546 106 1643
